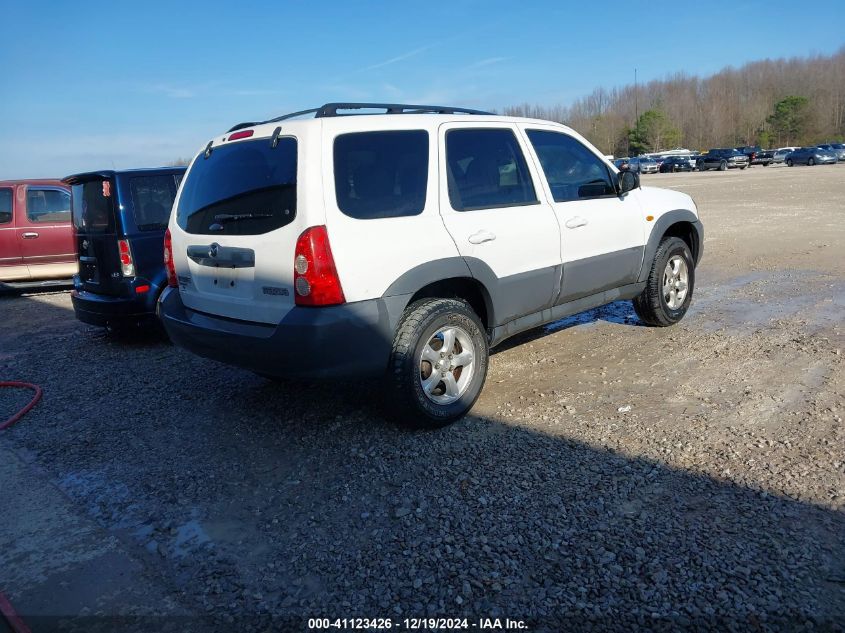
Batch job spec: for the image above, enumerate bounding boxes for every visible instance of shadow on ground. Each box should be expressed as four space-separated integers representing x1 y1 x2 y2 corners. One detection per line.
1 291 843 632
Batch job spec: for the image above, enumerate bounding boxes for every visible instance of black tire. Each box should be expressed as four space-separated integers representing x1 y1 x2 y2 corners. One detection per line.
719 160 727 171
787 159 794 167
808 158 815 166
389 298 489 428
632 237 695 327
740 165 747 170
697 162 706 171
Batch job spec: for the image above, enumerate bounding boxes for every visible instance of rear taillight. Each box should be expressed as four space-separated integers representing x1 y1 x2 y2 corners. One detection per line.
117 239 135 277
294 226 345 307
164 228 178 288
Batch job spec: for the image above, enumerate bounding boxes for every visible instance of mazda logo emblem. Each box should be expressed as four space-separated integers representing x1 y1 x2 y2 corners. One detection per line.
208 243 219 258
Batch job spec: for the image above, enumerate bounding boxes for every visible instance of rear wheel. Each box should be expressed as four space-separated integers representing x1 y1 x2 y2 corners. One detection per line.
787 159 794 167
633 237 695 327
389 298 489 428
719 160 727 171
808 158 815 166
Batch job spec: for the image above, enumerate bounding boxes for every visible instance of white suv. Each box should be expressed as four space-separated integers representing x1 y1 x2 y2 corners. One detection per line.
159 103 703 427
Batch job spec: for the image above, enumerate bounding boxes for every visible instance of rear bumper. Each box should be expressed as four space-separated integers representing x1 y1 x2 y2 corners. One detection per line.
71 288 159 327
158 288 410 379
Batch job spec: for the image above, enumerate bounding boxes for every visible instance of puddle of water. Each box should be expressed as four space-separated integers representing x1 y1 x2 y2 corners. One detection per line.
172 518 211 557
58 469 213 560
693 271 845 333
545 301 640 333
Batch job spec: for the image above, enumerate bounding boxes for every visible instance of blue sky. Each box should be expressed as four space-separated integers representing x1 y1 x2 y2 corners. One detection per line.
1 0 843 178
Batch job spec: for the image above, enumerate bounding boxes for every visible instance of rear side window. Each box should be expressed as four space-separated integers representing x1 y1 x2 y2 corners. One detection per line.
446 128 537 211
0 188 11 224
26 188 70 223
526 130 616 202
334 130 428 219
177 137 297 235
130 175 179 231
71 180 116 233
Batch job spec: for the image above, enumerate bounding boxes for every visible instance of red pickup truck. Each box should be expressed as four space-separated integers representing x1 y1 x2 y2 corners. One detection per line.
0 179 76 285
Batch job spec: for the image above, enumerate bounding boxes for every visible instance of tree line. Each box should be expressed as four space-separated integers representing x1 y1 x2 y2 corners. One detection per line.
504 47 845 156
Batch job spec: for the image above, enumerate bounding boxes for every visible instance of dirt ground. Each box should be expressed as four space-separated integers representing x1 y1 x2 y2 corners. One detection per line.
1 164 843 631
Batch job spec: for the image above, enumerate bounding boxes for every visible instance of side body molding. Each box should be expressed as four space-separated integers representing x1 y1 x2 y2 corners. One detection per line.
383 257 560 330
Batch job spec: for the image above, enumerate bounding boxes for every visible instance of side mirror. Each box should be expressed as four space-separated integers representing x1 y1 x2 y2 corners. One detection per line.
618 170 639 194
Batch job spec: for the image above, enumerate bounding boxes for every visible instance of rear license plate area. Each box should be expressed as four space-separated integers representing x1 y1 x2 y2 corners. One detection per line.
80 258 99 284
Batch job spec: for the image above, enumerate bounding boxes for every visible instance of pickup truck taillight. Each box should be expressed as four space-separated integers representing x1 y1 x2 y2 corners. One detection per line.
293 226 345 307
164 228 178 288
117 239 135 277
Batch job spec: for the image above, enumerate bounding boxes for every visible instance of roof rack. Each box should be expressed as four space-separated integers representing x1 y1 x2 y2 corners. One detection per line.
228 102 493 132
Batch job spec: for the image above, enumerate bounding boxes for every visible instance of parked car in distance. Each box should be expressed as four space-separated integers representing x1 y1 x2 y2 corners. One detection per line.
752 150 774 166
736 146 762 165
785 147 838 166
613 158 630 171
659 156 695 173
772 147 799 164
0 179 75 286
698 149 749 171
63 167 186 330
159 102 704 427
816 143 845 161
627 156 659 174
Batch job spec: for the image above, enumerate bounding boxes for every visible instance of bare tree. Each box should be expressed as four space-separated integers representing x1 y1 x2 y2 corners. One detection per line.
504 47 845 153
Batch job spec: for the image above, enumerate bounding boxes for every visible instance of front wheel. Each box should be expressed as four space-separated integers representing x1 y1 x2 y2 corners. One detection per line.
787 159 794 167
719 160 727 171
633 237 695 327
389 298 489 428
808 158 815 166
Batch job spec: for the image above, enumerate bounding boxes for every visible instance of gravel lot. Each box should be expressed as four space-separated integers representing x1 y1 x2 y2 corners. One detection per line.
2 164 844 631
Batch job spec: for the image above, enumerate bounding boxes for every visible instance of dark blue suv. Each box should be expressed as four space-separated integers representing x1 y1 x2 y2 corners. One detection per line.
63 167 186 330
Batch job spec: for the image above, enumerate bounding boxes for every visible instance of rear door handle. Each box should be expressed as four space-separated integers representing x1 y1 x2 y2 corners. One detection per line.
22 232 39 239
468 230 496 245
564 217 588 229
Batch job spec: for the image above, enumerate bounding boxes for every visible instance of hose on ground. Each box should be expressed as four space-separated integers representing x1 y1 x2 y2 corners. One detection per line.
0 381 42 430
0 589 31 633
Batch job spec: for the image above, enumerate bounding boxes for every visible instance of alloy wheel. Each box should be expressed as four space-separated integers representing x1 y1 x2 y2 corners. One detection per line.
663 255 689 310
419 325 476 405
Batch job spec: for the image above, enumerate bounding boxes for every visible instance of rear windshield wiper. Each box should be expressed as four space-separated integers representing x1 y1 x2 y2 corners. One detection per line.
212 212 273 223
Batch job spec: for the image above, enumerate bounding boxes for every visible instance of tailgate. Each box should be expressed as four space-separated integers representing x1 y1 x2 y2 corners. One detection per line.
70 177 123 295
172 136 299 324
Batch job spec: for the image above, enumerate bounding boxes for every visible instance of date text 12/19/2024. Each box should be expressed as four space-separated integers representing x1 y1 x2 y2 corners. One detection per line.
308 617 528 630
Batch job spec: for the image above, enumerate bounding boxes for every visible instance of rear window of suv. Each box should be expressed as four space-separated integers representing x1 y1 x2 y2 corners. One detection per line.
71 179 116 234
333 130 428 219
177 137 297 235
